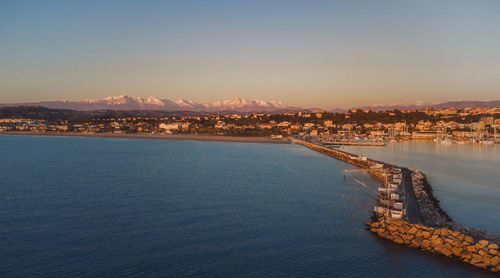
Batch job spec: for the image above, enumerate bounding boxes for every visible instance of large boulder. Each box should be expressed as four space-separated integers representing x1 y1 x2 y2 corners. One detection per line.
452 239 463 247
481 254 491 265
387 225 398 233
490 256 500 267
465 245 477 253
475 243 486 251
478 240 489 247
472 253 483 262
440 247 453 257
431 237 443 248
460 252 472 262
439 228 450 237
421 230 432 238
451 246 463 257
405 234 415 241
492 265 500 272
450 230 461 237
464 235 474 243
394 236 404 244
407 227 418 234
421 240 431 250
473 262 488 270
409 240 420 248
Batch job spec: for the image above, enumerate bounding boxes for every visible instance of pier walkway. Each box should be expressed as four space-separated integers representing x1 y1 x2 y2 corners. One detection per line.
402 169 422 224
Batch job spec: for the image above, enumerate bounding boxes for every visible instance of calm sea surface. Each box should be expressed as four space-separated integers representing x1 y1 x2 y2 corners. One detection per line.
0 135 497 277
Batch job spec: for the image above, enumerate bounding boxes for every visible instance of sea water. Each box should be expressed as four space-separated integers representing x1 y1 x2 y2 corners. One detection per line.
0 135 496 277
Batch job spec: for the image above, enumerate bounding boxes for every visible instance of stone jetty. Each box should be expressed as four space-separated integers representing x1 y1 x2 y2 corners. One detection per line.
366 218 500 272
289 137 500 272
410 169 499 242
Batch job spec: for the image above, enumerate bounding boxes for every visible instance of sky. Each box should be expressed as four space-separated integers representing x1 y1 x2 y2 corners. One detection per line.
1 0 500 109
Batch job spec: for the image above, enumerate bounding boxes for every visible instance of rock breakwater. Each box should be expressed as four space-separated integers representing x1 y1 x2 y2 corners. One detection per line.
410 169 499 242
366 218 500 272
410 169 451 226
289 137 500 272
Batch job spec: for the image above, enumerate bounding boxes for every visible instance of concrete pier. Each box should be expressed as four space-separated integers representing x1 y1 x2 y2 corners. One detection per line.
402 169 422 224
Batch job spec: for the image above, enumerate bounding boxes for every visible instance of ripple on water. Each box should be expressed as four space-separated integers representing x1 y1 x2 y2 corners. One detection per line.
0 135 495 277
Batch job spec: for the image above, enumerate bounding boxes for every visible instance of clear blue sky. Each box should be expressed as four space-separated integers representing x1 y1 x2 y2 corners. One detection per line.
1 0 499 108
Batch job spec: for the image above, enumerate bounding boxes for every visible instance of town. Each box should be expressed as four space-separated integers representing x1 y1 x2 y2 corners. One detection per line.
1 106 499 144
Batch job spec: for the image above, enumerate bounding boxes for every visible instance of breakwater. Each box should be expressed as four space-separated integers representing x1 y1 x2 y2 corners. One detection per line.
366 219 500 272
322 141 385 146
289 137 500 272
409 169 498 242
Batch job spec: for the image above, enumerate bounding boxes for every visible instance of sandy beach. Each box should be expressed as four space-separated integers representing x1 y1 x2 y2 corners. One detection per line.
0 131 290 144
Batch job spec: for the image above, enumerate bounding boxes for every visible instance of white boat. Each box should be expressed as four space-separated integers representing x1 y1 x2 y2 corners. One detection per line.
440 138 452 145
389 183 399 189
480 140 494 145
390 193 400 199
378 187 398 193
393 173 402 179
393 202 404 210
390 210 404 220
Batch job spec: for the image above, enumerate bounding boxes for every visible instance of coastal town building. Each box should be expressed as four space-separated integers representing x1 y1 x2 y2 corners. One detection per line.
1 105 499 143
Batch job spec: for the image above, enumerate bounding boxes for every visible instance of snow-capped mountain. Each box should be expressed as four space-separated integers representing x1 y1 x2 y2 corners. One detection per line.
353 100 500 112
4 95 497 113
80 95 169 110
5 95 298 112
206 97 289 112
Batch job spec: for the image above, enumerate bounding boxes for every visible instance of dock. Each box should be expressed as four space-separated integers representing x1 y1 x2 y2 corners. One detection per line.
322 141 385 146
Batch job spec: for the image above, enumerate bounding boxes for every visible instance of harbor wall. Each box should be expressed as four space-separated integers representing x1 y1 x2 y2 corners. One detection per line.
409 169 499 242
408 169 451 226
366 218 500 272
288 137 386 173
289 137 500 272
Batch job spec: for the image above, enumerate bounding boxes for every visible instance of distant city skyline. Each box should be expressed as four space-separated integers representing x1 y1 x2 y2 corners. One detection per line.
1 0 500 109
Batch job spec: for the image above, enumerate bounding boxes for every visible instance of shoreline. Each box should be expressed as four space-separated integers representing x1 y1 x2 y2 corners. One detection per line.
0 131 290 144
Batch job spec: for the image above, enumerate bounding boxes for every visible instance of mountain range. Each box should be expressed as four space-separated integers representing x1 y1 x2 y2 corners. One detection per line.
355 100 500 112
0 95 297 112
1 95 499 112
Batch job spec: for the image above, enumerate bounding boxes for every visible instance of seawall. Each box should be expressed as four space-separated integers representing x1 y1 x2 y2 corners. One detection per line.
289 137 500 272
